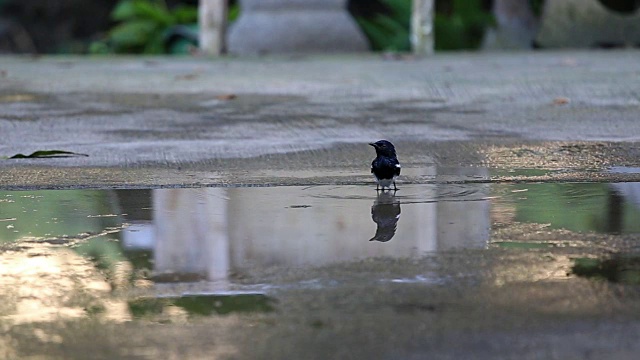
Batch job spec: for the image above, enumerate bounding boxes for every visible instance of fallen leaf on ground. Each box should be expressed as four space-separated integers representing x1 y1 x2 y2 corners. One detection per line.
7 150 89 159
0 94 35 102
553 97 570 105
174 73 199 80
216 94 237 100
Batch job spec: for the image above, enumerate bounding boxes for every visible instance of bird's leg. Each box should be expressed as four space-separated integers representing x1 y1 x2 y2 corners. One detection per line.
376 184 380 191
393 181 398 191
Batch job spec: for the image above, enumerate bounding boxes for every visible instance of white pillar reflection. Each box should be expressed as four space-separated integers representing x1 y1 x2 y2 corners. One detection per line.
152 188 229 281
398 166 438 254
437 167 491 250
142 168 491 279
227 186 429 267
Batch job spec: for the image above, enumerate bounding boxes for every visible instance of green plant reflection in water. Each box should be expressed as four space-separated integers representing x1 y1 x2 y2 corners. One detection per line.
573 255 640 285
128 294 275 320
0 190 119 244
503 183 640 234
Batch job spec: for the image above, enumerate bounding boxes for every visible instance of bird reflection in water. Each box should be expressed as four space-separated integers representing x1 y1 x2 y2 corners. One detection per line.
369 190 401 242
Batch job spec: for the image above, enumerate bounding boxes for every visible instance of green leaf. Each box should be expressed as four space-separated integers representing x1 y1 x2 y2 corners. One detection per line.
372 14 406 34
228 3 240 22
112 0 174 25
168 38 194 54
364 15 410 52
172 5 198 24
88 41 112 54
103 0 227 54
453 0 483 15
356 17 390 51
143 30 167 54
132 0 174 26
379 0 411 27
433 0 494 50
109 20 158 48
7 150 89 159
354 0 411 52
163 23 198 51
111 1 137 21
165 24 198 54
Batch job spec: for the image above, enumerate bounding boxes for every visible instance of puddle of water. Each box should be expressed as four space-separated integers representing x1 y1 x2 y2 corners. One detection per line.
1 184 492 276
2 180 640 304
4 176 640 350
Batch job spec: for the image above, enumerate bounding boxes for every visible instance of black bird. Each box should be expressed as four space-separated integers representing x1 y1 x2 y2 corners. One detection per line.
369 140 401 191
369 191 401 242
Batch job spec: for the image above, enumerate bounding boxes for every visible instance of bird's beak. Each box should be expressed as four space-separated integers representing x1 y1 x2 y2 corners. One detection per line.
369 143 377 148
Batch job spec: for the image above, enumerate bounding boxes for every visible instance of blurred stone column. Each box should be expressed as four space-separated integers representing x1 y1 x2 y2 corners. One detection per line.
227 0 368 54
482 0 539 49
153 188 229 281
411 0 435 55
536 0 640 47
199 0 228 55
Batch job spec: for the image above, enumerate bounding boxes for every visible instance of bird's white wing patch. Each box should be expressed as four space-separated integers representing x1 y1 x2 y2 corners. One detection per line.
395 164 401 168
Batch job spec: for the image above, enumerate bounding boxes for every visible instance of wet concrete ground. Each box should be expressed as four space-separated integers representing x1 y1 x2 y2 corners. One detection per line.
4 179 640 359
1 52 640 358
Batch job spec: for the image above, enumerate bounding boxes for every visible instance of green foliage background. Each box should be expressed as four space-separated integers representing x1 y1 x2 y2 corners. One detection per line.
0 0 554 54
94 0 500 54
90 0 199 54
354 0 495 52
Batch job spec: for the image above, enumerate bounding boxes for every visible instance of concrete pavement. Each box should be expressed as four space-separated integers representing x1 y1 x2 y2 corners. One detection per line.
0 51 639 188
